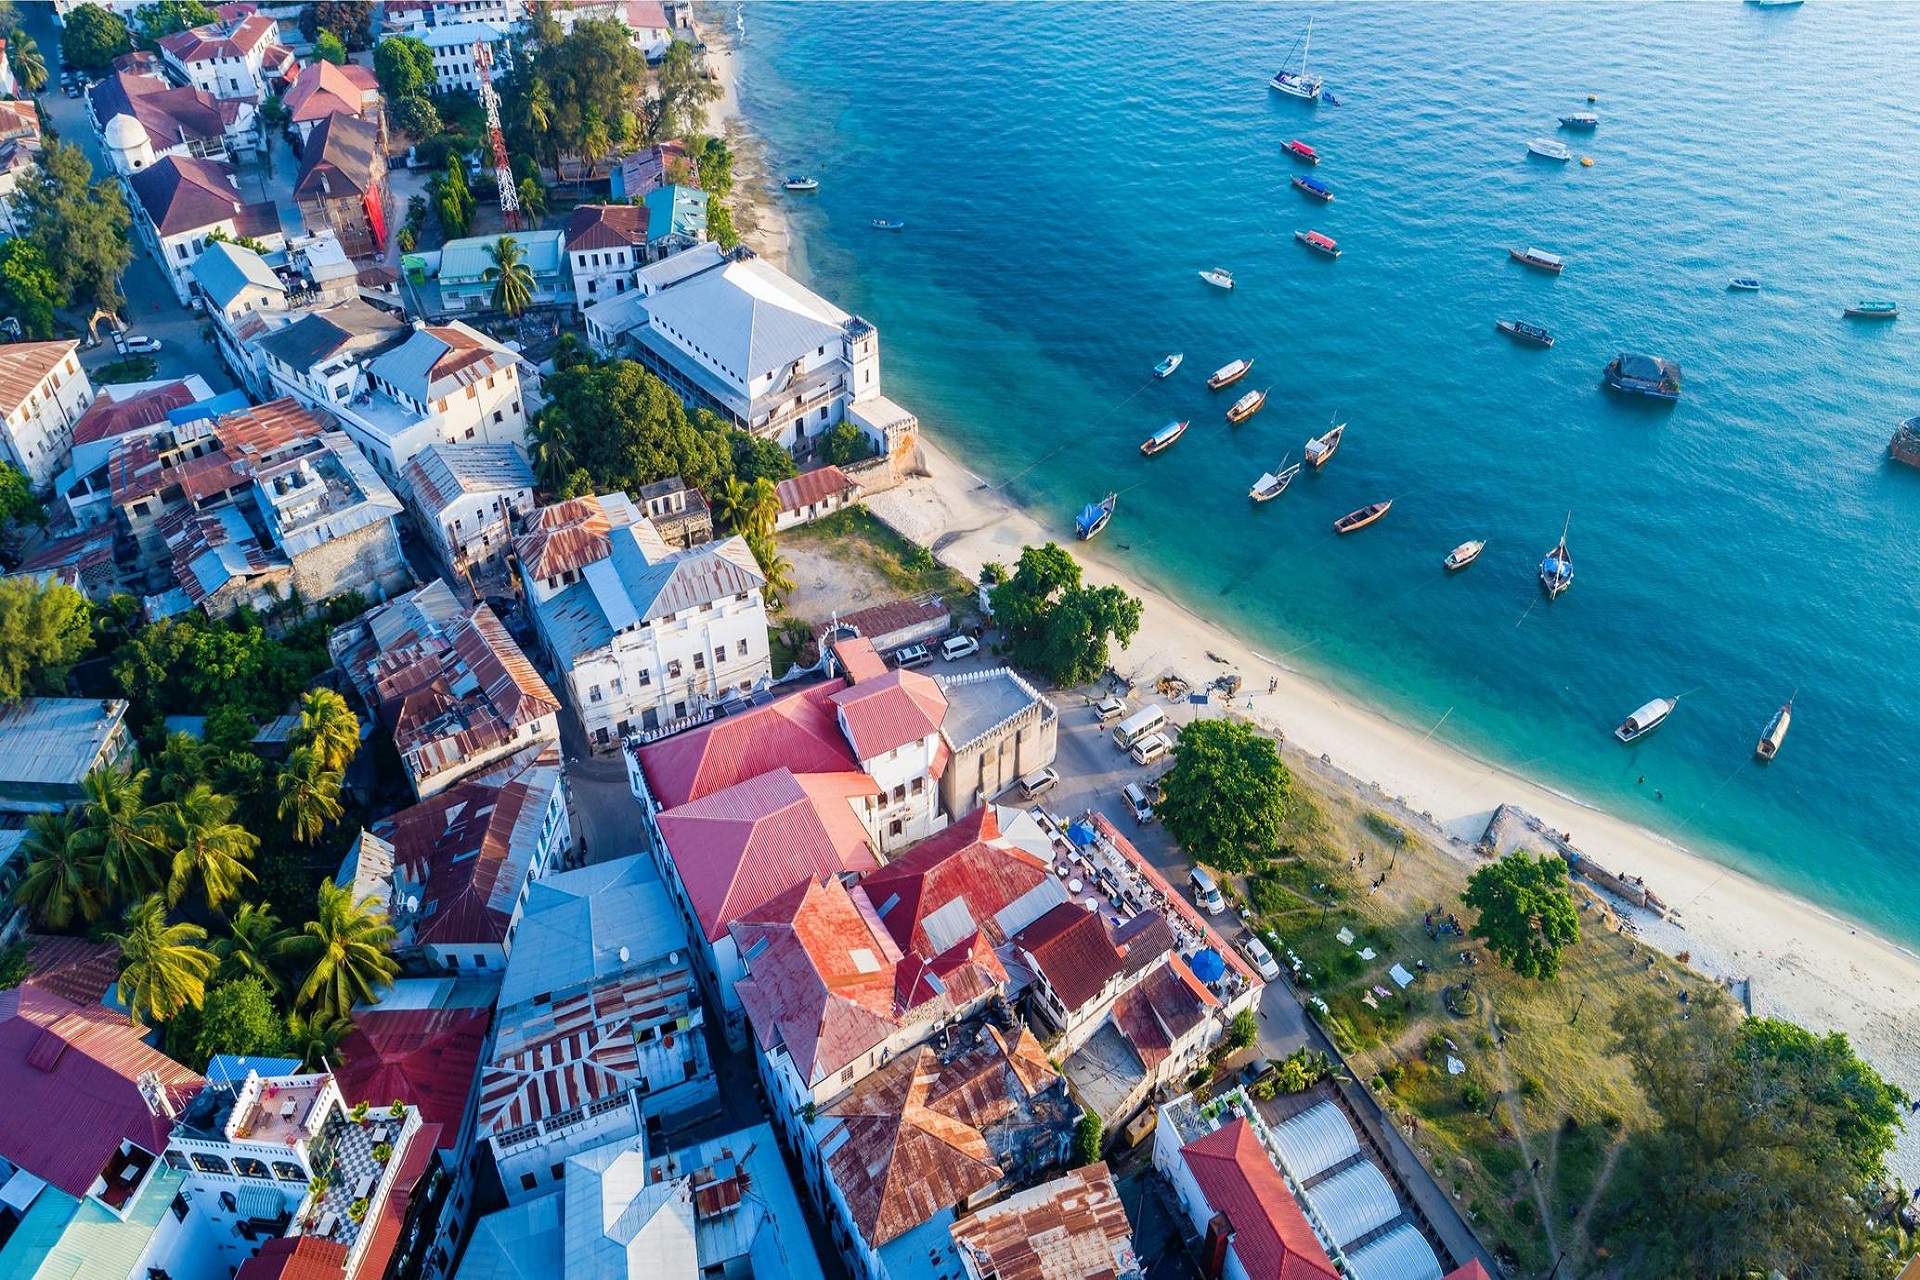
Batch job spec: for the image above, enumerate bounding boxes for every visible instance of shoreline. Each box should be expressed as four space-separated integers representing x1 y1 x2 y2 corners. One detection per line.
701 12 792 274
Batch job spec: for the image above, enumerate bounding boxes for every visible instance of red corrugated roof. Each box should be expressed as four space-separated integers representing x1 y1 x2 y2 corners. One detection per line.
829 668 947 761
638 682 858 809
334 1008 490 1141
835 635 889 684
1445 1265 1494 1280
861 808 1053 955
775 465 858 514
70 380 196 446
1181 1120 1339 1280
234 1235 349 1280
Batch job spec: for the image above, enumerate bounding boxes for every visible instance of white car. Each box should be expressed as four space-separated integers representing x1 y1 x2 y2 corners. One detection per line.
1243 935 1283 982
939 635 980 661
124 336 163 354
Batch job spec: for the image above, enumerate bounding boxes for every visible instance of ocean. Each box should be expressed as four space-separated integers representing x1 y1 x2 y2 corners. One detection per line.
732 2 1920 944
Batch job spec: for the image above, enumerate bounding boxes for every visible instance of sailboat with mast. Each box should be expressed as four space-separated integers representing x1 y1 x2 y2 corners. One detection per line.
1539 514 1573 599
1268 18 1325 102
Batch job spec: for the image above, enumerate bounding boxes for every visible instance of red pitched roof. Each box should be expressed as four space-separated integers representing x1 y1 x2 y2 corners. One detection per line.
860 808 1056 955
776 464 859 514
638 681 858 809
352 1122 439 1280
835 635 889 684
1013 904 1171 1014
564 202 648 252
828 667 947 761
282 60 377 124
1445 1266 1494 1280
70 380 197 446
1181 1120 1339 1280
234 1236 349 1280
334 1008 490 1140
20 935 123 1006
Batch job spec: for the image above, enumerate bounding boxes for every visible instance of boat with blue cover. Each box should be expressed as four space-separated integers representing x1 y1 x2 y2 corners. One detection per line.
1605 352 1683 400
1728 277 1762 291
1076 493 1116 540
1845 300 1897 319
870 219 905 230
1292 175 1333 202
1140 420 1189 456
1539 515 1573 599
1155 352 1183 378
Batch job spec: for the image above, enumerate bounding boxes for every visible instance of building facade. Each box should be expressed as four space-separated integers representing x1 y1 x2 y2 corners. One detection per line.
0 340 93 489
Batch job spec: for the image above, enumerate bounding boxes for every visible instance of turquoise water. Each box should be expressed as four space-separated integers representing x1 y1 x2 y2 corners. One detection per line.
734 2 1920 943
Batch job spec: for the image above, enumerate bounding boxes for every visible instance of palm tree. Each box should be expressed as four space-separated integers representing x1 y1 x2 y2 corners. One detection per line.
713 475 749 532
527 414 575 491
293 689 360 775
747 531 796 605
214 901 294 996
12 811 105 929
110 895 219 1026
485 235 535 318
161 785 258 912
576 111 611 196
79 766 167 906
743 477 781 544
285 1009 351 1071
276 746 345 845
291 881 399 1020
520 74 556 169
517 175 547 223
9 31 46 94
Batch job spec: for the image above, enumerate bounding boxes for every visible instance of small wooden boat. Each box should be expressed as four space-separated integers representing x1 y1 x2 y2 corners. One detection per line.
870 219 905 230
1891 415 1920 469
1497 319 1555 347
1226 387 1270 424
1558 113 1599 129
1605 352 1683 401
1444 540 1485 571
1510 246 1565 273
1294 229 1340 258
1283 139 1320 164
1615 696 1676 744
1845 300 1898 319
1528 137 1573 162
1728 277 1762 291
1292 174 1333 202
1539 513 1573 599
1755 697 1793 761
783 176 820 191
1250 457 1300 503
1303 420 1345 468
1207 358 1254 390
1333 500 1391 534
1198 267 1235 290
1076 493 1116 541
1154 352 1184 378
1140 420 1189 456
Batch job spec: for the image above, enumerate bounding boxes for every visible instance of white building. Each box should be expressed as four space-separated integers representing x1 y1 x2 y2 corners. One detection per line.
549 0 675 59
90 68 258 176
401 442 537 581
157 13 294 102
430 0 525 27
562 204 648 311
414 23 513 94
125 155 284 305
0 340 93 489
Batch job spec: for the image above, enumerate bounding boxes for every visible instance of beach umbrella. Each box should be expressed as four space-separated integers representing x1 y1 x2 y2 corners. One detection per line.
1190 949 1225 983
1067 820 1097 848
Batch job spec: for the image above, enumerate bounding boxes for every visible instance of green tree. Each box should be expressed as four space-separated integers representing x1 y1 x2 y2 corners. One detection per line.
746 529 794 605
214 900 294 995
59 4 132 72
80 765 168 905
534 361 736 496
817 420 877 468
694 135 734 200
0 461 45 528
730 432 798 486
526 412 577 491
706 199 739 251
653 39 720 139
1153 719 1292 873
147 730 210 802
301 0 371 50
521 16 646 165
258 91 290 135
0 578 90 701
12 810 106 930
990 543 1142 686
160 784 257 913
132 0 214 47
7 29 45 93
373 34 435 100
110 894 218 1026
1071 1113 1102 1165
15 142 135 314
276 745 344 845
188 976 287 1068
392 93 441 142
0 237 61 340
517 74 557 170
484 234 535 316
290 881 398 1020
1736 1018 1907 1184
285 1008 350 1071
1226 1007 1259 1051
291 688 360 776
516 175 547 222
312 29 346 65
436 155 474 238
1461 852 1580 980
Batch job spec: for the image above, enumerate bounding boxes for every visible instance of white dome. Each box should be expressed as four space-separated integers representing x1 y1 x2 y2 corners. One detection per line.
104 114 146 150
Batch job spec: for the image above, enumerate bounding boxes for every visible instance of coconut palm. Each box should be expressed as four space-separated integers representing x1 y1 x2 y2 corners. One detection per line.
712 475 749 532
485 235 535 318
79 766 167 906
161 785 258 912
517 175 547 222
110 895 219 1026
276 746 344 845
12 811 106 929
214 901 295 995
293 688 360 775
291 881 399 1020
285 1008 352 1071
742 477 781 544
520 74 555 167
9 32 46 94
527 414 575 491
576 111 611 196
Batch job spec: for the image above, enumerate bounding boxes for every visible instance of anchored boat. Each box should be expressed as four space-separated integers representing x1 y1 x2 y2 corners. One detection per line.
1444 540 1485 571
1539 514 1573 599
1140 419 1190 456
1250 456 1301 502
1891 415 1920 469
1334 500 1391 534
1226 387 1270 424
1845 300 1898 319
1497 319 1555 347
1076 493 1116 541
1292 175 1333 202
1558 113 1599 129
1208 358 1254 389
870 219 905 230
1755 697 1793 761
1605 352 1683 400
1294 229 1341 258
1528 137 1573 162
1198 267 1236 291
1155 352 1183 378
1283 139 1320 164
1615 696 1676 744
1304 419 1345 468
1728 277 1762 291
1510 246 1565 273
783 176 820 191
1267 17 1325 101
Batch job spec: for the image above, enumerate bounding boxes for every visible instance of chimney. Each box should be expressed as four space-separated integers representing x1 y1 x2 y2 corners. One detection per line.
1200 1211 1233 1280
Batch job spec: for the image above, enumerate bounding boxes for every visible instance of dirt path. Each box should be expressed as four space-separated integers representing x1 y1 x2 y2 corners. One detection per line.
1484 998 1560 1260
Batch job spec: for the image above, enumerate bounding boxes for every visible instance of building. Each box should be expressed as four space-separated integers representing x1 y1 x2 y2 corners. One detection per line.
949 1163 1140 1280
195 238 291 332
294 112 389 260
937 666 1059 818
635 475 711 548
548 0 675 58
52 376 223 529
157 13 294 100
564 204 648 309
0 98 42 235
812 596 952 659
126 154 283 305
0 698 134 815
412 23 512 94
643 182 707 256
515 492 770 748
283 59 383 143
429 1 525 31
774 465 861 531
329 579 561 798
401 442 537 582
89 67 257 175
437 229 568 313
1012 904 1173 1053
608 138 691 202
0 340 93 489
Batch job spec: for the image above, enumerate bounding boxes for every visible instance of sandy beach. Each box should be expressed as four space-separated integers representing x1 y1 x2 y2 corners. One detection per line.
701 15 792 273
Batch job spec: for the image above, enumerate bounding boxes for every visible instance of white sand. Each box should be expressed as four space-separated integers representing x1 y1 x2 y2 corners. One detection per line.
700 13 792 273
868 437 1920 1179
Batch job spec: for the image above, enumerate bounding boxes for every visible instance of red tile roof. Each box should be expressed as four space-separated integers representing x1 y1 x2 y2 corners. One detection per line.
159 13 278 63
776 464 859 514
1111 957 1214 1070
70 380 197 446
564 202 648 252
335 1008 489 1142
1013 905 1171 1014
637 681 858 809
282 60 378 124
234 1235 349 1280
860 808 1056 955
1445 1266 1493 1280
128 154 278 238
0 340 77 414
1180 1120 1339 1280
828 667 947 761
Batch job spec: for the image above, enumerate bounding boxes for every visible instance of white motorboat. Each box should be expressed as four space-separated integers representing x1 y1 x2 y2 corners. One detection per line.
1527 137 1573 162
1615 697 1676 744
1198 267 1235 290
1155 352 1183 378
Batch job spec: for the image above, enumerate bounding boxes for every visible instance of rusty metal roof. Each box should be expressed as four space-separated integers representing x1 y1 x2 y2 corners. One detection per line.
949 1163 1140 1280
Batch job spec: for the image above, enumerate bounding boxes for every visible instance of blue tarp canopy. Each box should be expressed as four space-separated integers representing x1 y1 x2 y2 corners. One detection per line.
1067 820 1097 848
1190 949 1226 982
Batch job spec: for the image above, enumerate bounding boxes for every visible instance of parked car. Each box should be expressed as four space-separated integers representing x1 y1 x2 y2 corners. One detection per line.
1243 935 1283 982
124 336 163 354
1093 695 1127 723
939 634 980 662
1128 731 1171 766
1123 781 1154 824
893 644 932 669
1018 767 1059 800
1189 867 1226 916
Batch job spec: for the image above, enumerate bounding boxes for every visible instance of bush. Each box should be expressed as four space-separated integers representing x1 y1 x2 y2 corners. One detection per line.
817 419 877 467
1071 1113 1102 1164
1227 1008 1258 1050
1461 1079 1489 1110
1364 812 1408 845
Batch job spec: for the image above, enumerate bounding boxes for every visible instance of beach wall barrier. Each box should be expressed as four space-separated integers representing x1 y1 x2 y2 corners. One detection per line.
1478 803 1669 916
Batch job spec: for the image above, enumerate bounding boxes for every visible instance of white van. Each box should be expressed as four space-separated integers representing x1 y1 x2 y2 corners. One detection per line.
1112 703 1168 751
1123 781 1154 824
1128 732 1171 766
940 635 980 662
1190 867 1226 916
1018 767 1059 800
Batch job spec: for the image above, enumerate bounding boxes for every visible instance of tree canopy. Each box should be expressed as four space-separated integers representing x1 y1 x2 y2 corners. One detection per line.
989 543 1142 686
14 142 136 315
167 975 287 1071
301 0 371 51
817 420 876 467
653 39 720 140
312 29 347 65
534 360 738 498
1461 852 1580 980
374 35 436 101
1153 718 1292 872
59 4 133 72
132 0 215 47
510 16 648 165
0 578 91 703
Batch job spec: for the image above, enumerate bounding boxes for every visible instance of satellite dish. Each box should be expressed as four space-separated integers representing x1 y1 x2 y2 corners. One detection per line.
618 946 630 963
669 952 679 965
405 894 420 913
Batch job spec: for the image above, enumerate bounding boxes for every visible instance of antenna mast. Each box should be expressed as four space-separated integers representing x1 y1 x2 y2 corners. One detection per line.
475 39 520 230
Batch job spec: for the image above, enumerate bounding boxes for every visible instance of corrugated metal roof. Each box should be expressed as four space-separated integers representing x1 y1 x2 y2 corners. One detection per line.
776 465 858 514
402 442 534 518
860 808 1062 955
194 241 283 309
0 341 77 416
334 1007 490 1139
0 698 129 792
639 254 850 385
637 682 858 809
1344 1223 1443 1280
948 1163 1140 1280
829 668 946 761
495 859 683 1009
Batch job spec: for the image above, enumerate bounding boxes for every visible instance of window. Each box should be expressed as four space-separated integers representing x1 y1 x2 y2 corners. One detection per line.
911 777 924 795
610 677 623 694
667 660 681 678
637 669 651 687
673 701 687 718
714 646 726 667
737 639 749 657
889 819 904 837
892 785 906 804
589 685 604 703
551 1163 566 1180
520 1173 538 1192
446 954 459 969
474 953 487 967
692 652 705 671
465 426 476 438
493 410 503 423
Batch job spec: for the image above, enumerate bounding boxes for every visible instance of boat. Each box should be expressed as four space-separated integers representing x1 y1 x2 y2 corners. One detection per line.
1728 277 1762 291
1267 17 1324 101
1845 300 1898 319
1528 137 1573 162
1207 358 1254 389
1615 697 1677 744
1755 697 1793 761
1509 246 1565 273
1496 319 1555 347
1892 416 1920 469
1444 540 1485 570
783 176 819 192
1250 457 1301 502
1226 387 1270 424
1303 419 1345 468
1558 113 1599 129
1333 500 1391 534
870 219 905 230
1198 267 1236 291
1294 229 1341 258
1075 493 1116 541
1605 352 1683 401
1154 352 1183 379
1539 514 1573 599
1140 420 1189 456
1292 174 1333 202
1283 139 1320 164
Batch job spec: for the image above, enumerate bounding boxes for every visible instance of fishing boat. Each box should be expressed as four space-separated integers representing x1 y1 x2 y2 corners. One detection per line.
1198 267 1236 291
1333 500 1391 534
1539 515 1573 599
1510 246 1565 273
1615 697 1676 744
1294 229 1341 258
1226 387 1269 424
1303 420 1345 468
1558 113 1599 129
1728 277 1762 291
1755 697 1793 761
783 176 820 192
1283 139 1320 164
1891 416 1920 469
1845 300 1898 319
1140 420 1189 456
1443 540 1485 571
1267 17 1324 101
1075 493 1117 541
870 219 905 230
1154 352 1183 378
1527 137 1573 162
1250 457 1301 502
1496 319 1555 347
1292 174 1333 202
1207 358 1254 389
1605 352 1683 400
